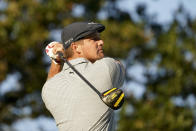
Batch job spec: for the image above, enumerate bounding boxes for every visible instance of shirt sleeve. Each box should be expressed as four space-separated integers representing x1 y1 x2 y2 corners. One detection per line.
101 57 125 88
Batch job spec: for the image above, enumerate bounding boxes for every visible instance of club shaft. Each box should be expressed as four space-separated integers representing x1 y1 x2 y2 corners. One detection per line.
62 58 102 97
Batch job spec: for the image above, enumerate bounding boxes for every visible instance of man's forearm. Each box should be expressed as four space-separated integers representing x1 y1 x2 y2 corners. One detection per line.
47 61 63 80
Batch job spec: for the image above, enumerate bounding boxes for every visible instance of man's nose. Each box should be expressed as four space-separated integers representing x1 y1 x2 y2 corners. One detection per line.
98 40 104 46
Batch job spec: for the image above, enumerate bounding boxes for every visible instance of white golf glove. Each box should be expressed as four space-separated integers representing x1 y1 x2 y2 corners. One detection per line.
45 41 64 64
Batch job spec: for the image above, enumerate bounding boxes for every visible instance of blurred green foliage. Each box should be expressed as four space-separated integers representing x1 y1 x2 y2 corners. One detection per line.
0 0 196 131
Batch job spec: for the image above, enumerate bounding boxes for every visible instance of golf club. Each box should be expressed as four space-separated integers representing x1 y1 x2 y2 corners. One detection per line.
57 52 124 110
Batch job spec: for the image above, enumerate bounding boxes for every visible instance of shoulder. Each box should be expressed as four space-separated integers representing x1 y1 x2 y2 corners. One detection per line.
94 57 125 88
89 57 117 75
94 57 123 71
42 72 70 99
42 72 68 92
94 57 116 67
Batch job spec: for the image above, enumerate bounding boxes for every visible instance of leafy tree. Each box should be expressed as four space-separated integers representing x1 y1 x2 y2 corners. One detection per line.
118 5 196 131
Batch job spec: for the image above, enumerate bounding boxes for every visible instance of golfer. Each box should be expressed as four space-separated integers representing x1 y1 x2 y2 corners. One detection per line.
42 22 125 131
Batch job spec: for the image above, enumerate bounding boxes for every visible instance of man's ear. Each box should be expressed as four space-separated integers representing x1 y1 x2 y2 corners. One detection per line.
71 42 82 54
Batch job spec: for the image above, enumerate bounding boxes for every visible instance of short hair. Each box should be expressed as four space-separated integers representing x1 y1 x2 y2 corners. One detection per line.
64 45 74 59
64 39 84 59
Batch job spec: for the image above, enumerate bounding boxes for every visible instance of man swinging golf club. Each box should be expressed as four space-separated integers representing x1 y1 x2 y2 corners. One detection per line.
42 22 125 131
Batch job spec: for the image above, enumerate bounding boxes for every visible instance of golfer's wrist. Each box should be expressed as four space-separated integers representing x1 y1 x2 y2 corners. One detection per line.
52 59 63 65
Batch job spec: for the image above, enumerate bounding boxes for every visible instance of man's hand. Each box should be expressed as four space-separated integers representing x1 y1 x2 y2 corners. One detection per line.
45 41 65 79
45 41 65 64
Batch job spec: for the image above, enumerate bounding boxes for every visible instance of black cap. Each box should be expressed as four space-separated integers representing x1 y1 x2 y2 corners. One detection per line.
61 22 105 48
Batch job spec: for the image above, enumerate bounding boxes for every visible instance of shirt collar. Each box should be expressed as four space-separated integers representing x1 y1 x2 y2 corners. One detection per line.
63 57 89 70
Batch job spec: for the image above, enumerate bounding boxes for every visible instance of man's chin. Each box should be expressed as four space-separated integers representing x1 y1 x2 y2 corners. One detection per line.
99 54 104 59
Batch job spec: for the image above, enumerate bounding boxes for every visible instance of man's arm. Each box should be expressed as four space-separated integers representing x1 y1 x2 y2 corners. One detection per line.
45 41 65 80
47 61 63 80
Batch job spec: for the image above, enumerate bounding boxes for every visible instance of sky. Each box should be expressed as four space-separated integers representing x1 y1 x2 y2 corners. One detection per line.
1 0 196 130
116 0 196 24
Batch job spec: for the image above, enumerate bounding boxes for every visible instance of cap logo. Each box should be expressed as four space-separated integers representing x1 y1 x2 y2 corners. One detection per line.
64 38 73 46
